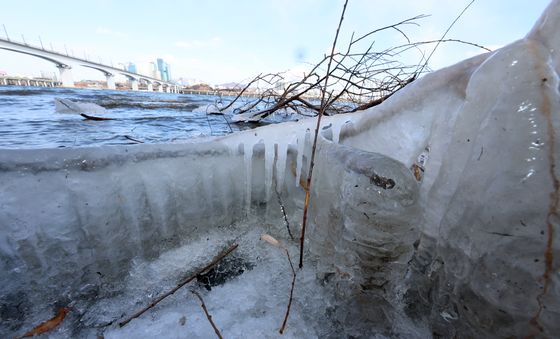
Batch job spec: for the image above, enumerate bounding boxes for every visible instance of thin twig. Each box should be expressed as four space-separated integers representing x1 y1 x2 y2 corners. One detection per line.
350 14 428 46
118 243 239 327
80 113 114 121
219 73 263 112
123 135 144 143
221 114 233 134
299 0 349 269
275 187 294 241
279 248 297 334
191 291 224 339
206 112 215 135
349 76 415 112
416 0 476 76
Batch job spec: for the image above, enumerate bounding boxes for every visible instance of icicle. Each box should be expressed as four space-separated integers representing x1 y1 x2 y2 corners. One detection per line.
264 141 275 202
295 130 308 187
331 122 343 144
244 142 254 214
276 142 288 193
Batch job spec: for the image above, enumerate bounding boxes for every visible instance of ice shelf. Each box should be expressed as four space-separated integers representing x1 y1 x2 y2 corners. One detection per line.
2 1 560 337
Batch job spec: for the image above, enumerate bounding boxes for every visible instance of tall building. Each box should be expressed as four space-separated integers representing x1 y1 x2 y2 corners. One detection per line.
126 62 137 74
149 62 160 79
136 62 155 78
157 58 171 81
134 60 170 80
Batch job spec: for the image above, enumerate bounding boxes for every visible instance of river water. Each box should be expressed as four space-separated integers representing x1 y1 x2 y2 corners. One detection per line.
0 86 256 149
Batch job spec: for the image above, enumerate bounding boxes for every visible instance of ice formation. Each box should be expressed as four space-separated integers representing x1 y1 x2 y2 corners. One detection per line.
2 1 560 337
54 97 108 114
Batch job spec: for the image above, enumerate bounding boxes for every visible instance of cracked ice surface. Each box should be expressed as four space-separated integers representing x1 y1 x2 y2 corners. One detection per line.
2 0 560 337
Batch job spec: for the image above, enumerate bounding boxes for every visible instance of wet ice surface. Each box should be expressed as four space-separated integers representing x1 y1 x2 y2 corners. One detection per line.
5 219 361 338
101 224 324 339
0 211 429 338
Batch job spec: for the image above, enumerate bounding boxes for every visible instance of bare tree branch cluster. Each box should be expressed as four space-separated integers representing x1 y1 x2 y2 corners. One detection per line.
210 14 489 123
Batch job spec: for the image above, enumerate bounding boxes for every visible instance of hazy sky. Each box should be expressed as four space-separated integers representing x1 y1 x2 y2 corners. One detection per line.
0 0 552 85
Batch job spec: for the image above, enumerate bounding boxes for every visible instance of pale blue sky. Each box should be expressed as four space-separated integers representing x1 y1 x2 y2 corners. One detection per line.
0 0 552 85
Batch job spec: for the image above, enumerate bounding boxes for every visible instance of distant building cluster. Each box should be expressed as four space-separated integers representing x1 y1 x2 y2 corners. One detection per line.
123 58 171 81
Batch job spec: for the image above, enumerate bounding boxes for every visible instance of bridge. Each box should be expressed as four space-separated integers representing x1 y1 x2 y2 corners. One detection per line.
0 37 179 92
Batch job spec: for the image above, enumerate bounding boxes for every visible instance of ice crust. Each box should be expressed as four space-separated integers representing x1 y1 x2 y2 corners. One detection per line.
2 1 560 337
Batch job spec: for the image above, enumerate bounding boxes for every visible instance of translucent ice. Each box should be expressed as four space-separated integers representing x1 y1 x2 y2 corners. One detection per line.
2 1 560 337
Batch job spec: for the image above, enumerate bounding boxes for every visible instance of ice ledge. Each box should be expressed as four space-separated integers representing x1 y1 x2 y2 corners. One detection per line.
2 0 560 337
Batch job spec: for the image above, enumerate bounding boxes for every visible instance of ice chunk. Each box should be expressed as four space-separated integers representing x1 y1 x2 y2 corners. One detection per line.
230 111 263 122
54 98 108 114
307 141 420 332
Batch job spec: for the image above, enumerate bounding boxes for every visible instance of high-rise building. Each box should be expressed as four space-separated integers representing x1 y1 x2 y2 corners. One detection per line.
126 62 137 74
136 62 154 78
157 58 171 81
149 62 160 79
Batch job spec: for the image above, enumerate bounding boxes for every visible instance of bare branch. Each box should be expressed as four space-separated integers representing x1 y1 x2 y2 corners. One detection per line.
211 2 486 122
191 291 224 339
279 248 297 335
351 14 429 46
119 244 238 327
416 0 477 76
299 0 349 269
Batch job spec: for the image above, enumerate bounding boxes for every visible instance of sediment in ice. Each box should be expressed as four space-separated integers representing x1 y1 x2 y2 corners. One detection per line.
2 1 560 337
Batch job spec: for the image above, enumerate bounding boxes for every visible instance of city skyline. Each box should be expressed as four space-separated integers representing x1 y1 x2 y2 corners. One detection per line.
0 0 552 85
0 36 175 89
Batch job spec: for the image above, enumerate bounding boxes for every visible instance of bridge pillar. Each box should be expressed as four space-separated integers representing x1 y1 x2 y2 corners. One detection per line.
147 83 153 91
165 86 170 93
106 74 116 90
130 79 139 91
158 85 163 92
57 66 74 87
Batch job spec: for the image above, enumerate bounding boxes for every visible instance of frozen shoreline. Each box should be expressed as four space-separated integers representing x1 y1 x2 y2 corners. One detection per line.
2 0 560 337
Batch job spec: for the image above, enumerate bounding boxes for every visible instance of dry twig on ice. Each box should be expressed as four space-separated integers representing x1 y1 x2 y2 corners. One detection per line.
118 243 238 328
